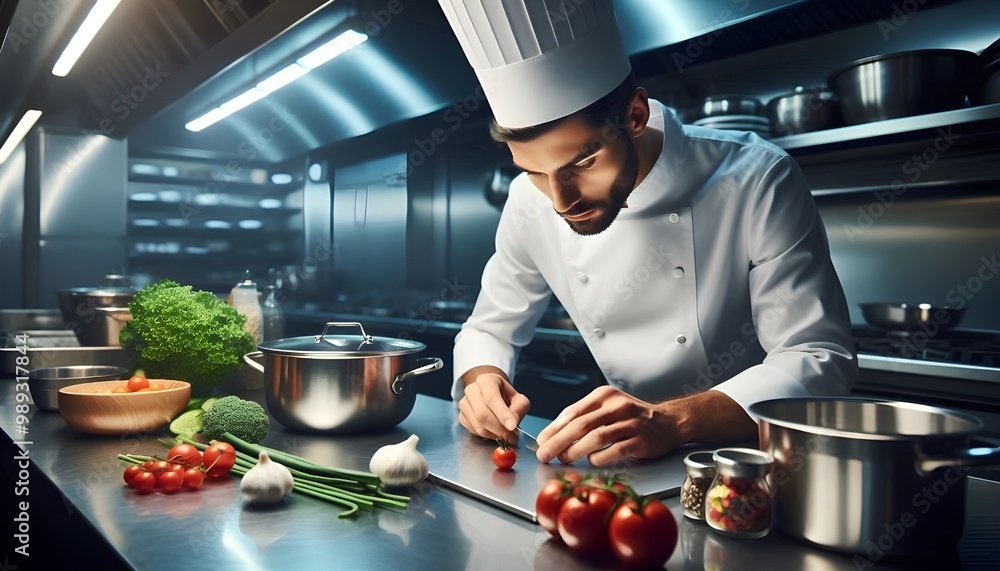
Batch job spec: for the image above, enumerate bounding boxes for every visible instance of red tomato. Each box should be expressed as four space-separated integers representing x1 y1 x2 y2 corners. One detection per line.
157 470 184 492
609 498 678 569
127 375 150 392
492 439 516 470
557 486 618 556
167 443 203 467
535 471 584 537
182 468 205 491
202 442 236 478
112 386 130 393
149 460 171 476
132 471 157 493
123 465 143 486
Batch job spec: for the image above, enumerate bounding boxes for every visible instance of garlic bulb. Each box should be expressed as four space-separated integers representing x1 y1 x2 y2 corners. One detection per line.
369 434 428 487
240 451 294 505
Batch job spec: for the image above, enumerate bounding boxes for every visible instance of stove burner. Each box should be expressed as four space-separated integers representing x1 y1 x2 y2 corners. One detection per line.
854 326 1000 367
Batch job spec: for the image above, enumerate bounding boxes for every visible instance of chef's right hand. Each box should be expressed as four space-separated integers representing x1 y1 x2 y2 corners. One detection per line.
457 368 530 443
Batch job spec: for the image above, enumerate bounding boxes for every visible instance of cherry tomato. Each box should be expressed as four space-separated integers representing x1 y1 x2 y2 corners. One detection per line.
123 465 143 486
557 486 618 556
182 468 205 491
149 460 171 476
127 375 150 392
609 498 678 569
535 471 584 537
140 460 156 472
132 471 157 493
157 470 184 493
202 442 236 478
149 383 163 391
112 386 130 393
492 439 516 470
167 443 203 467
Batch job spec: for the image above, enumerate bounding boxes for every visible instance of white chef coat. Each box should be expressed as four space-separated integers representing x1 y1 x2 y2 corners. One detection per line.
452 101 857 417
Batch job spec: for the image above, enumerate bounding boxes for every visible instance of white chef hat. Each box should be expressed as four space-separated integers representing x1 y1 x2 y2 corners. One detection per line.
437 0 632 129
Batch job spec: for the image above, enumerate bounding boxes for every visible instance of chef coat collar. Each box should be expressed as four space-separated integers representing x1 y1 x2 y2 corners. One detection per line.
616 101 690 218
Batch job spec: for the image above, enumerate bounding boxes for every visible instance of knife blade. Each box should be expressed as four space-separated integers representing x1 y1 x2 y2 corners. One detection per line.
515 427 539 452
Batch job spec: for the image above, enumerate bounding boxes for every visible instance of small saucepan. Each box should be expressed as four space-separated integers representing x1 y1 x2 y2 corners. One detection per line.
244 322 443 433
859 302 966 332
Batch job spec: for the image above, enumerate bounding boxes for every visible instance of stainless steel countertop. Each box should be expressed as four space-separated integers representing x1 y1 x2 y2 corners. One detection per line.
2 379 998 570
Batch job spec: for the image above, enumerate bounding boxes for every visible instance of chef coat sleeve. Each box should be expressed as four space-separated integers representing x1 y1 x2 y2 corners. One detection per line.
451 186 553 402
710 155 858 415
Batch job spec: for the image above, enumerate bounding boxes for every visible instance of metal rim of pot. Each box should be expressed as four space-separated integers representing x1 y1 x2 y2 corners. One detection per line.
244 322 443 396
827 48 980 87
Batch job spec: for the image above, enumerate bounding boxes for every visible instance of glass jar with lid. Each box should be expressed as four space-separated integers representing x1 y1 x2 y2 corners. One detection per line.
681 451 716 521
705 448 773 539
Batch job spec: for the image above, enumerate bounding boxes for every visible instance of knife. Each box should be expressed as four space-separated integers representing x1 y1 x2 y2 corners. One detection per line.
515 426 539 452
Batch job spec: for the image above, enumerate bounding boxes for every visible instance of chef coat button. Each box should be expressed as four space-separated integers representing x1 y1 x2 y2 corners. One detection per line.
677 334 687 344
673 267 684 278
576 272 588 283
669 212 680 223
593 328 605 338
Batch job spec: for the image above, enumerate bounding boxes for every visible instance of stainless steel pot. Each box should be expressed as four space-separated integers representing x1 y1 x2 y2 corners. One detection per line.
972 60 1000 106
28 365 128 411
55 287 135 346
750 398 1000 557
829 49 978 124
243 322 443 433
859 302 966 332
767 87 842 136
697 94 765 119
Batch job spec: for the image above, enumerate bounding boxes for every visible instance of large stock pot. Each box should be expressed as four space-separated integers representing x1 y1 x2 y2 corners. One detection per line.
244 322 442 433
749 398 1000 558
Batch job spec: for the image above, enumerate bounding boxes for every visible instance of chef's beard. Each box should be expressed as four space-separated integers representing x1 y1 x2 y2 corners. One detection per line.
560 135 640 236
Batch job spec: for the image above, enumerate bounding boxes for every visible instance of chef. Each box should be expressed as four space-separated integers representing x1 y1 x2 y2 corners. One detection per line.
437 0 857 467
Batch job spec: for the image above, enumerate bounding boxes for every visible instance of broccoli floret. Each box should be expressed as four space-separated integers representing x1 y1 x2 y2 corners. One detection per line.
201 396 269 443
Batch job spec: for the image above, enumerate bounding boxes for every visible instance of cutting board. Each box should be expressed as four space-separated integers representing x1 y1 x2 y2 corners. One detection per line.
398 395 715 522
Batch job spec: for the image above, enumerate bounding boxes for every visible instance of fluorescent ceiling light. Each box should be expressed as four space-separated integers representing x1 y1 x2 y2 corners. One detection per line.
298 30 368 69
185 108 230 132
51 0 122 77
219 88 267 114
0 110 42 164
185 30 367 132
257 64 310 94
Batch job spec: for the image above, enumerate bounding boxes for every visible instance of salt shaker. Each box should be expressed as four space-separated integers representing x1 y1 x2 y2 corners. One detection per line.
681 451 716 521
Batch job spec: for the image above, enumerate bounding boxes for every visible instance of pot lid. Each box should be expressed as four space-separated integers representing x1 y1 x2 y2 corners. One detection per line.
258 322 426 357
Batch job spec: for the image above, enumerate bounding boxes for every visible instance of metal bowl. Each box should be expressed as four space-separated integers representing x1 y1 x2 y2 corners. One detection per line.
27 365 128 411
971 60 1000 106
858 302 966 332
828 49 979 125
767 87 843 136
55 288 135 346
697 95 765 120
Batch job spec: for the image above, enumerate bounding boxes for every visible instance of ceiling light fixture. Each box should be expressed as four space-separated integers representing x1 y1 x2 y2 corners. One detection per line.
0 110 43 164
51 0 122 77
185 29 368 132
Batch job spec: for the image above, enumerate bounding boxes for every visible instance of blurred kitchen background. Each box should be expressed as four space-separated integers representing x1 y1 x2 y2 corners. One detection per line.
1 0 999 425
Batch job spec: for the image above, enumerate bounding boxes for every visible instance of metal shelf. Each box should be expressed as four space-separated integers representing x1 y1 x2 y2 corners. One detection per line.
771 103 1000 151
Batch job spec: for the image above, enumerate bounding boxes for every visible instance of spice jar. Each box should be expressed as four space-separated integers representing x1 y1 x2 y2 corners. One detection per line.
705 448 773 539
681 451 716 521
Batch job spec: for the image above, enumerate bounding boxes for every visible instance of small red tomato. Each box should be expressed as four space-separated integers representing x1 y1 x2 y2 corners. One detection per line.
157 470 183 493
535 471 584 537
609 498 678 569
127 375 150 392
557 486 618 556
140 460 156 472
132 471 157 493
123 465 143 486
167 443 203 467
202 442 237 478
149 460 171 476
182 467 205 491
112 386 130 393
492 439 516 470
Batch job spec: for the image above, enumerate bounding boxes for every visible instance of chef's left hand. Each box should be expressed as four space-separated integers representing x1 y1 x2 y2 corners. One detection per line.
534 386 682 467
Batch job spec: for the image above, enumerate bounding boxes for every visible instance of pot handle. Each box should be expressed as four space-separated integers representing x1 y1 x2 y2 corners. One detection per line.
917 437 1000 475
392 357 444 395
243 351 264 373
314 321 373 345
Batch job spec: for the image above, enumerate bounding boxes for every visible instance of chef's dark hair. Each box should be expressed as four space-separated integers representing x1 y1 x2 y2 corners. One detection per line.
489 72 638 143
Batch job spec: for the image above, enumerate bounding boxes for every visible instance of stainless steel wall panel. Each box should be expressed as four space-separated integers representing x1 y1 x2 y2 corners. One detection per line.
0 143 26 308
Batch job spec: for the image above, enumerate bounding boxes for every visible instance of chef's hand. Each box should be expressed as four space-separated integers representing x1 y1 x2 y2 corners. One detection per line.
457 366 530 444
535 386 757 467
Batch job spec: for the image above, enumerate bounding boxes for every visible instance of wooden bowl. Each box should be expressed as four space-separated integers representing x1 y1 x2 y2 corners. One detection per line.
58 379 190 435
